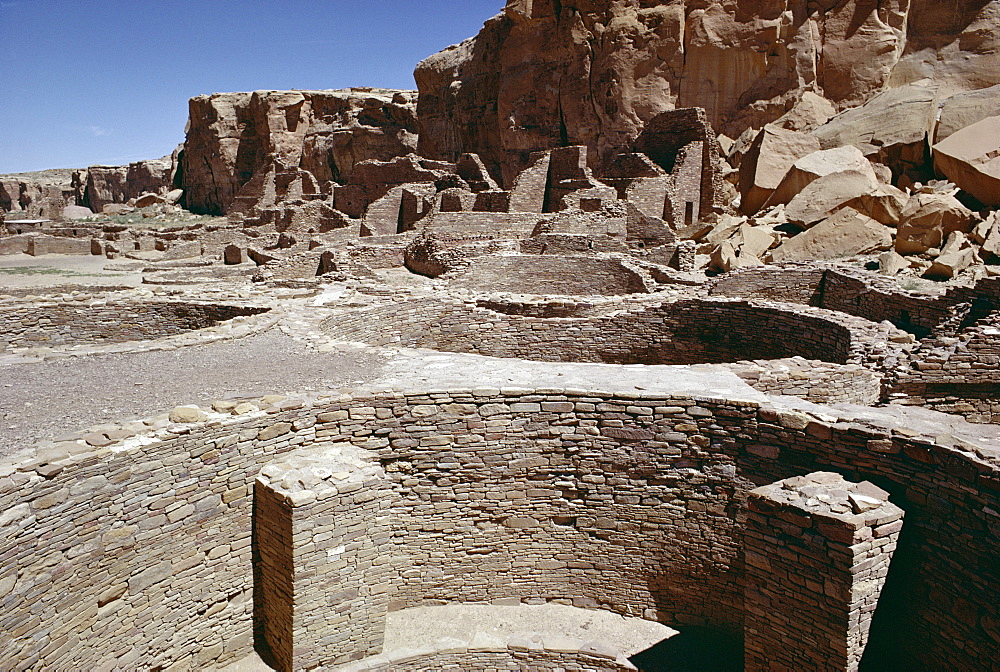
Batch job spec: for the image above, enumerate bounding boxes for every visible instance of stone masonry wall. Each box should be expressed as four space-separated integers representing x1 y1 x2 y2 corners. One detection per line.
711 265 1000 338
0 390 997 669
337 646 635 671
255 444 392 671
325 297 905 371
744 472 905 672
892 312 1000 423
728 359 882 406
0 301 269 349
448 255 651 296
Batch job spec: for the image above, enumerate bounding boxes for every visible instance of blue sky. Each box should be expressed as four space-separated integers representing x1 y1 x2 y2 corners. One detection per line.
0 0 501 173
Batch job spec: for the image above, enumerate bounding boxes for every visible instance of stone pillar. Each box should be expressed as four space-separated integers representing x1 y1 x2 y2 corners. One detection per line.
744 471 905 672
254 443 391 672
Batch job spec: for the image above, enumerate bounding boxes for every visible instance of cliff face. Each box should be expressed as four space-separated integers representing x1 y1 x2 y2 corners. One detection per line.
181 88 419 215
415 0 1000 184
85 157 175 214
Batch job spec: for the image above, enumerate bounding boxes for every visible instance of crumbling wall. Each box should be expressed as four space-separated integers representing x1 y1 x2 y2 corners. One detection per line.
448 255 651 295
0 301 268 349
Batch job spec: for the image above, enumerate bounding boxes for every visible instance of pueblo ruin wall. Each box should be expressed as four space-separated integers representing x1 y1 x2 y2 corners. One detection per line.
1 388 998 670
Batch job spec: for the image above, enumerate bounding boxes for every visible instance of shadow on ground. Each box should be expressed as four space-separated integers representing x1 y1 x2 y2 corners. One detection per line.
629 628 743 672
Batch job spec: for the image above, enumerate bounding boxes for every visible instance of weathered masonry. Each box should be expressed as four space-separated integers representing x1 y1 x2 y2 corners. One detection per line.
1 387 997 670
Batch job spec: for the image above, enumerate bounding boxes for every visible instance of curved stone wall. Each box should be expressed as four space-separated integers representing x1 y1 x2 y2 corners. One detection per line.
710 265 1000 337
1 388 998 670
447 255 652 296
0 300 269 349
325 296 906 370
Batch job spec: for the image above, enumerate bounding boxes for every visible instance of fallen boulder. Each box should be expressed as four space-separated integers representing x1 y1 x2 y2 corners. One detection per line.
710 240 763 272
935 85 1000 143
895 193 977 255
769 208 892 263
813 84 939 178
924 232 977 280
739 125 820 215
784 169 880 227
878 250 909 275
933 115 1000 208
765 145 877 209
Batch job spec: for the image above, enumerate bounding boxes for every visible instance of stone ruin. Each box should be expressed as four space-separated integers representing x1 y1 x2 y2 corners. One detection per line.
3 0 1000 670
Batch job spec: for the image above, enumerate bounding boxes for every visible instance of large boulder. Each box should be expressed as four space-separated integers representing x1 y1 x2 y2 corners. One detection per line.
812 84 939 178
765 145 876 209
769 208 893 263
738 125 820 215
85 158 172 214
933 116 1000 208
783 169 880 227
181 89 419 215
935 84 1000 143
924 232 977 280
895 192 977 255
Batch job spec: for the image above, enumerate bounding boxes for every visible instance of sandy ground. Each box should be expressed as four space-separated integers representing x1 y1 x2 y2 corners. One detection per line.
0 329 385 457
0 252 144 288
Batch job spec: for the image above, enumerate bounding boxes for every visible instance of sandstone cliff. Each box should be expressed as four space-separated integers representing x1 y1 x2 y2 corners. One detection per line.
415 0 1000 184
181 88 418 215
85 156 176 214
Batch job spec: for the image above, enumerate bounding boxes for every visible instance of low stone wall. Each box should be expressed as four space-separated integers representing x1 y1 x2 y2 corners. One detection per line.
710 265 1000 339
728 358 882 406
1 388 997 670
892 314 1000 423
25 234 94 256
0 300 269 349
0 234 32 255
325 296 906 371
447 254 652 295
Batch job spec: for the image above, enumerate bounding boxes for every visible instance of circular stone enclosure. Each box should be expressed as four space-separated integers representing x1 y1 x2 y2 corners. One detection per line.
0 301 270 349
327 296 901 368
448 255 651 295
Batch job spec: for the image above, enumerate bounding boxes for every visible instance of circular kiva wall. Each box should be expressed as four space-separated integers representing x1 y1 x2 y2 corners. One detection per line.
0 300 269 349
447 255 652 295
0 388 997 670
325 296 906 369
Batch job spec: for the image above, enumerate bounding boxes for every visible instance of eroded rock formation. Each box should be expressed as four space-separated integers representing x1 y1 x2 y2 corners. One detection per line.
415 0 1000 183
181 88 419 215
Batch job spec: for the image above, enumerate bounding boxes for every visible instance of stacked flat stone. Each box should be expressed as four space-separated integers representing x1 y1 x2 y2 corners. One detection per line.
256 443 391 670
0 298 268 350
324 294 906 372
744 472 904 672
0 388 997 670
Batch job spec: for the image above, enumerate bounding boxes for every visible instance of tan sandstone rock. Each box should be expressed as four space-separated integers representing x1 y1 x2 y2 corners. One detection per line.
895 193 977 255
182 89 418 214
414 0 999 185
924 232 977 279
933 116 1000 208
784 169 880 227
169 406 207 424
765 145 876 209
878 250 910 275
769 209 893 263
739 125 821 215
